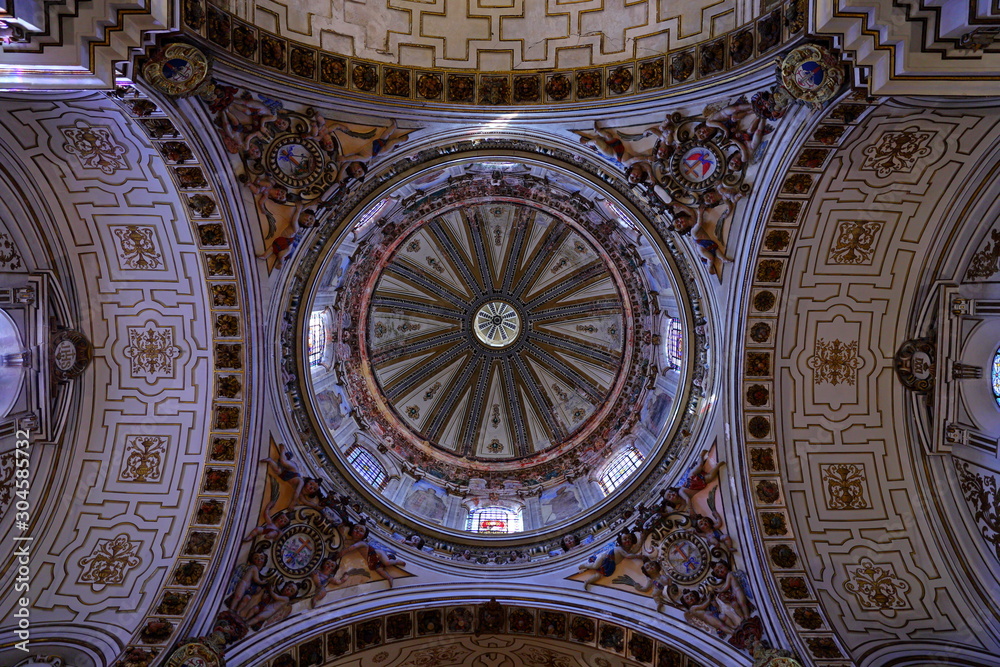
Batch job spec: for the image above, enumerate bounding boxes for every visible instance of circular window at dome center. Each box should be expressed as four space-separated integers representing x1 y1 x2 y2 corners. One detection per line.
473 300 521 349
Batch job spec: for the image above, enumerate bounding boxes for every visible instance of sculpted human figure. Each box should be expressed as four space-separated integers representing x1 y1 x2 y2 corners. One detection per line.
679 589 742 636
577 531 644 589
667 201 731 277
339 523 407 588
711 560 751 620
242 498 290 543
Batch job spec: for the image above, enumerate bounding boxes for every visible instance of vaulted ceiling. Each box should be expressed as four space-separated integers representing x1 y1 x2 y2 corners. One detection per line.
1 2 1000 667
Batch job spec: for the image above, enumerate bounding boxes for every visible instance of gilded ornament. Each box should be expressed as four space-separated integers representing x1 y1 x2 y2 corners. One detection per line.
861 127 935 177
893 338 935 393
607 67 633 94
757 11 781 51
750 448 776 472
384 68 410 97
260 35 287 69
819 463 868 509
290 46 316 79
416 73 443 99
638 59 664 89
513 74 541 102
61 121 129 174
670 53 694 82
699 40 725 76
749 322 771 343
124 323 181 380
198 224 226 245
769 544 797 568
320 55 347 86
479 76 510 105
807 338 862 386
143 44 212 98
78 533 143 589
770 200 801 223
120 435 167 482
844 557 910 616
827 220 882 265
965 228 1000 280
545 74 571 100
232 24 257 58
447 74 474 102
114 225 163 270
730 30 754 64
207 7 230 47
576 70 602 99
51 328 92 380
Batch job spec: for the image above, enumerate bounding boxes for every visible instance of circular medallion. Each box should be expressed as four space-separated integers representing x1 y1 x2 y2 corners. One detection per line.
894 338 936 393
273 523 324 576
779 44 844 108
50 329 92 380
670 141 725 191
473 300 521 349
142 43 211 97
265 135 326 189
164 641 223 667
657 531 710 583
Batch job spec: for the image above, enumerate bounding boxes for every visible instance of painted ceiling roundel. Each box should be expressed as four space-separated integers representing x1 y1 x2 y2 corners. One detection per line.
363 201 630 464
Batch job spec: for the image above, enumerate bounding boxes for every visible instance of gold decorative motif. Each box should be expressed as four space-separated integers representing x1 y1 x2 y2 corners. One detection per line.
807 338 861 386
61 121 129 174
78 533 143 590
124 322 182 380
827 221 883 265
819 463 868 509
861 127 934 178
955 460 1000 561
966 228 1000 280
120 435 168 482
112 225 163 270
0 232 22 270
0 450 14 519
843 557 910 616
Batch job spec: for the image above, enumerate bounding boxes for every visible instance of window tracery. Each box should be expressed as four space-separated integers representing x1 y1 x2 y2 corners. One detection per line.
599 446 645 495
346 446 388 490
466 506 523 534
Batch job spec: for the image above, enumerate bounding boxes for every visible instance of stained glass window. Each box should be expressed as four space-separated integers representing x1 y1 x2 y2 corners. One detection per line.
599 446 645 495
666 318 683 367
347 446 388 490
466 506 523 534
993 346 1000 408
307 310 325 366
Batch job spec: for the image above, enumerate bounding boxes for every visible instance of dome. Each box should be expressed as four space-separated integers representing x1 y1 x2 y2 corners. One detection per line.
295 149 706 551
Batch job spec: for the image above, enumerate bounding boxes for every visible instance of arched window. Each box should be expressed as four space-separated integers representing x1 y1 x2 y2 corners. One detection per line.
465 506 523 534
353 197 391 232
666 318 683 367
307 310 326 367
992 346 1000 408
347 446 388 490
599 446 645 495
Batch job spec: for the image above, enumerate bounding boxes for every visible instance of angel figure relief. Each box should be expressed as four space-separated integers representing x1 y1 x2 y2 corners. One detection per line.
202 84 416 270
574 90 785 282
575 444 765 650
